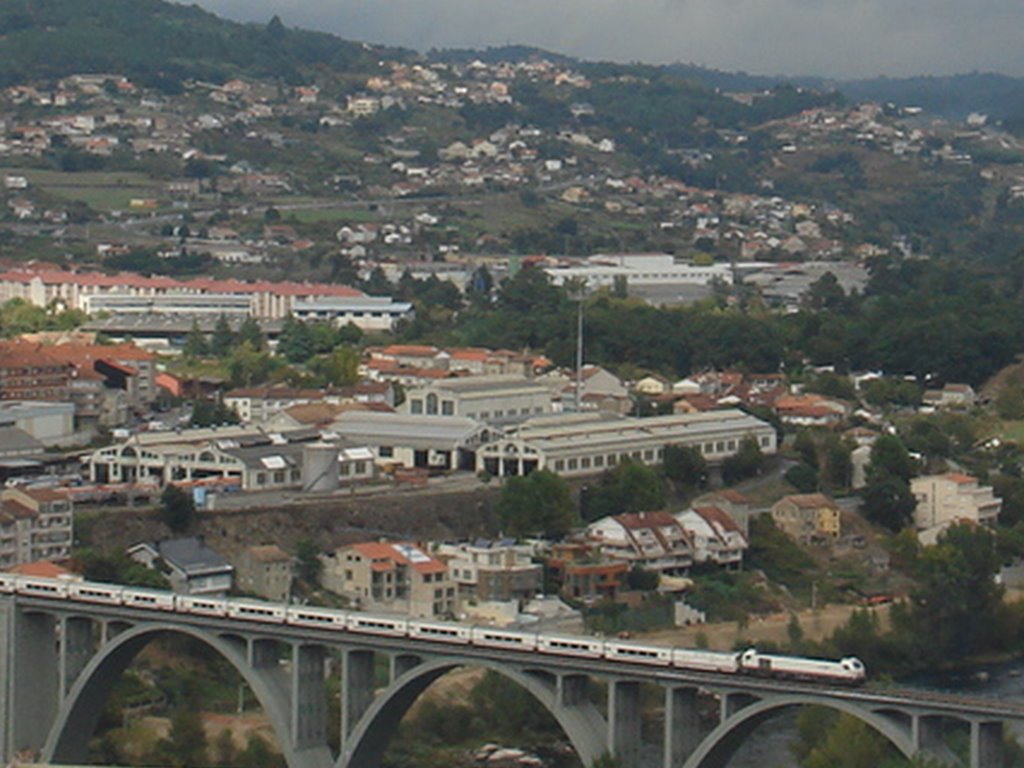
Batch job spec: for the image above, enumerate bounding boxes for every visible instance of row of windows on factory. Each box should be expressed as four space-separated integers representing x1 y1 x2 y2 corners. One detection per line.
550 435 771 472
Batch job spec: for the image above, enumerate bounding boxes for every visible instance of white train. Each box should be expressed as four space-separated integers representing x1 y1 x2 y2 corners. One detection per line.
0 574 865 684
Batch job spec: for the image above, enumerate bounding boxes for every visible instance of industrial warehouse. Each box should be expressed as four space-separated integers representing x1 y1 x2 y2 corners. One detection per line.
84 408 775 493
475 410 777 477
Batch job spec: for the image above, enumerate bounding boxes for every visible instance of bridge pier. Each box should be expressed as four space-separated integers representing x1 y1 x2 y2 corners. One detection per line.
608 679 642 768
718 691 757 722
910 713 944 756
291 644 327 751
341 649 376 751
558 674 589 707
970 720 1003 768
59 616 95 697
390 653 421 682
9 609 59 759
664 687 701 768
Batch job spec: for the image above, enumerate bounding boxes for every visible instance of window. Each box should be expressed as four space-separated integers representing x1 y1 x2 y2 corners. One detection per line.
568 458 578 470
581 457 591 469
595 455 605 467
609 454 619 466
273 471 285 484
380 446 394 458
426 393 439 415
442 401 454 415
411 399 424 414
554 460 565 471
727 440 736 451
704 443 713 454
761 436 771 447
716 441 725 453
256 472 267 485
643 449 654 461
495 410 504 418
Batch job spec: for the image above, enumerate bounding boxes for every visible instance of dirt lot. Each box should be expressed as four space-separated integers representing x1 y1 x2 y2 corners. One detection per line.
641 602 893 651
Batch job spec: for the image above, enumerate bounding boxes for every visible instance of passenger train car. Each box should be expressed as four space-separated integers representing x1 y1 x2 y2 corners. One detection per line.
0 574 866 684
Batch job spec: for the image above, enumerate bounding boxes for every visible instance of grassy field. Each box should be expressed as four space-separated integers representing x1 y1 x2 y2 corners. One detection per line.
284 207 380 225
0 166 164 212
997 420 1024 444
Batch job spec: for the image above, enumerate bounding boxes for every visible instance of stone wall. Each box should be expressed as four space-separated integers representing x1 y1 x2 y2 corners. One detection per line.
81 486 503 561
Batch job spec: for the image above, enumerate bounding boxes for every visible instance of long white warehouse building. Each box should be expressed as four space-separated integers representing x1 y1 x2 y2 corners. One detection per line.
477 409 776 477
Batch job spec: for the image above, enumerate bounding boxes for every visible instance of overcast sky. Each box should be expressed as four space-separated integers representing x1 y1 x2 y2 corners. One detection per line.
189 0 1024 79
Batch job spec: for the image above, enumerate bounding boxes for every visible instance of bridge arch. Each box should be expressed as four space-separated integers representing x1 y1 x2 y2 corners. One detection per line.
338 656 607 768
682 694 917 768
41 622 323 768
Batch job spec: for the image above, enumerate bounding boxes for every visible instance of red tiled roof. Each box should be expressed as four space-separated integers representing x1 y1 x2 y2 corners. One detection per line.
615 511 678 530
0 267 363 299
692 505 743 536
943 473 978 485
379 345 440 357
348 541 448 575
7 560 73 578
779 493 838 510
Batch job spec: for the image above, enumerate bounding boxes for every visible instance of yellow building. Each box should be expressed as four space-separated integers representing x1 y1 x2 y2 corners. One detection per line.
770 493 841 543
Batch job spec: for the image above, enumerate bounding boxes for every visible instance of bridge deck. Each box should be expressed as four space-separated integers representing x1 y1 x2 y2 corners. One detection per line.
14 595 1024 721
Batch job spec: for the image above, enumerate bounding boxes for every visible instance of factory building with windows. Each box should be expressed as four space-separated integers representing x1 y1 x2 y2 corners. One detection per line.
476 409 776 478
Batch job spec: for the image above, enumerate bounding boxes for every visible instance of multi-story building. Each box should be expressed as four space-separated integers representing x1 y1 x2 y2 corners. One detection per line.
0 487 74 568
675 506 748 568
435 540 543 603
402 375 553 427
236 544 293 602
586 512 695 575
770 493 842 543
911 473 1002 543
547 541 628 601
320 541 458 618
291 297 415 332
0 266 365 320
0 341 70 401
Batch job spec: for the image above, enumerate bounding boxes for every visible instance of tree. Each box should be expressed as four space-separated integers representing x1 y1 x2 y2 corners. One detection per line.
626 566 659 591
182 319 208 359
894 523 1005 665
161 706 207 767
190 399 241 428
237 316 266 351
497 470 578 538
211 314 236 357
785 462 819 493
860 473 916 531
722 435 765 485
295 539 322 586
867 434 916 482
226 343 279 388
580 460 665 522
310 345 360 387
663 444 707 489
158 484 195 533
278 315 314 364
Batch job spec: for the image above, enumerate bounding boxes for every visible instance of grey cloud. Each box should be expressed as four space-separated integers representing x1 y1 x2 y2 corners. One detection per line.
190 0 1024 78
